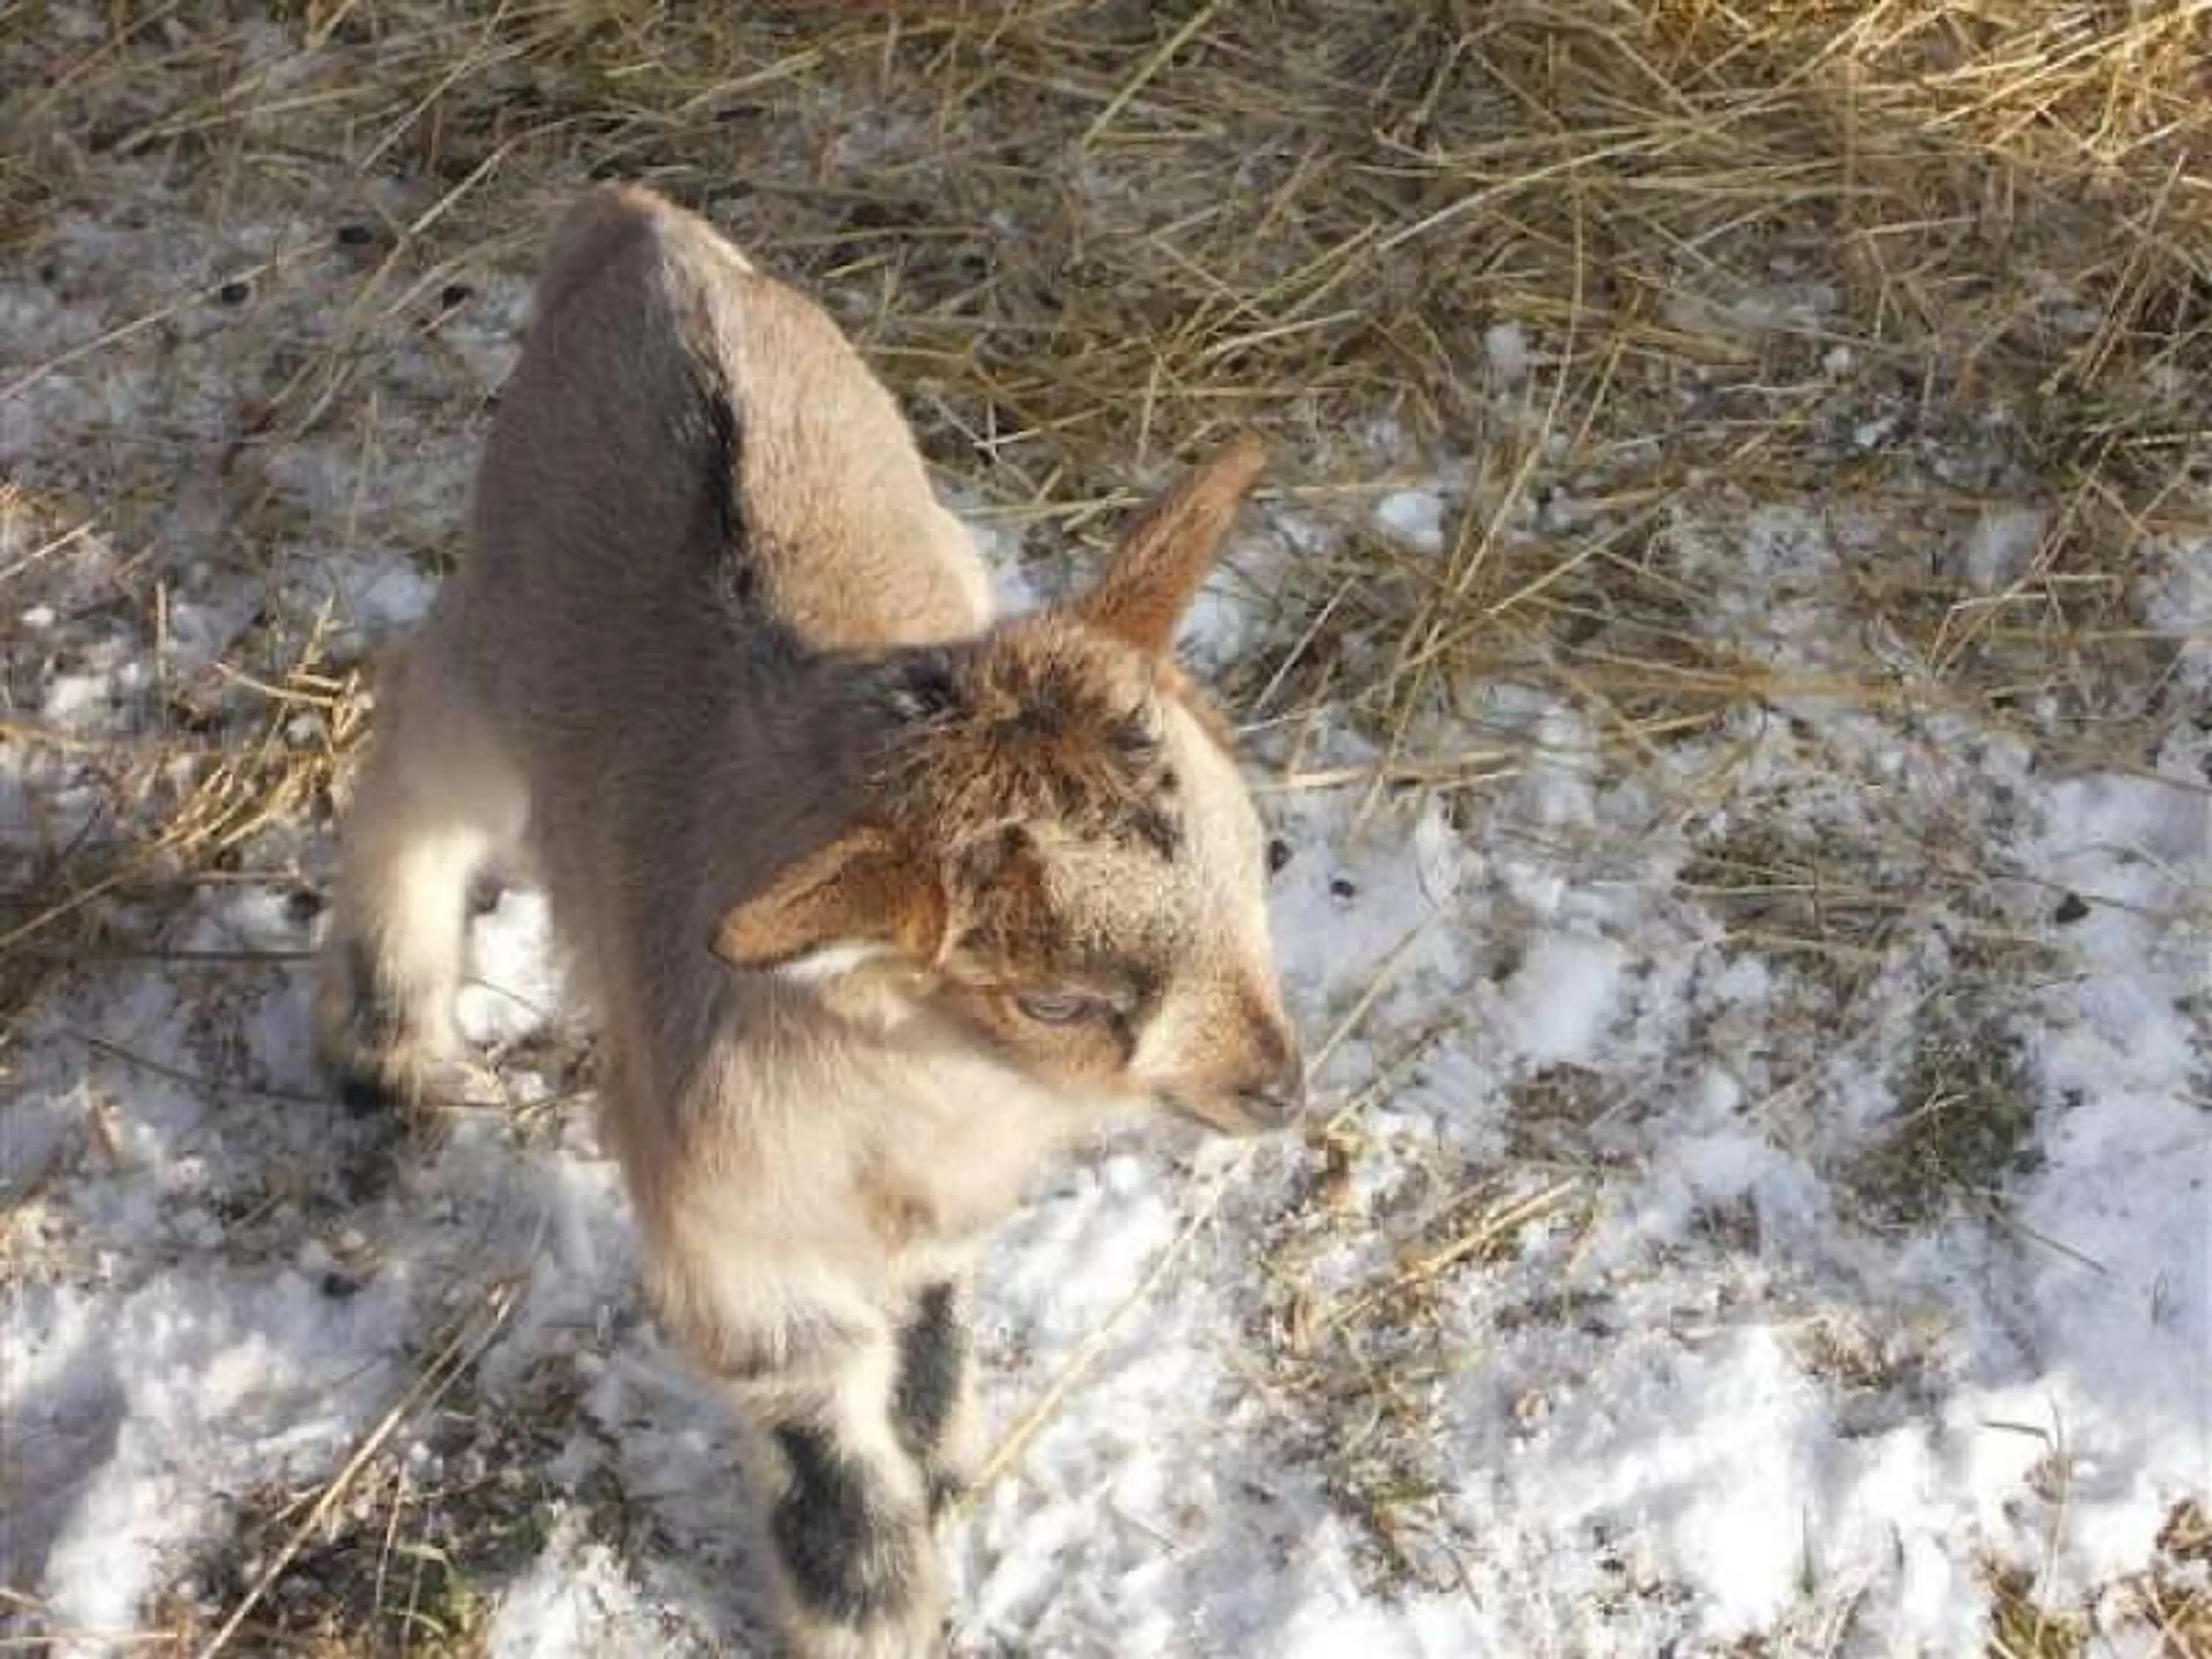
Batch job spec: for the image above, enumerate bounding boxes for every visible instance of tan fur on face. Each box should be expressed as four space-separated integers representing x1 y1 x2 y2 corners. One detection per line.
711 608 1303 1127
876 618 1181 866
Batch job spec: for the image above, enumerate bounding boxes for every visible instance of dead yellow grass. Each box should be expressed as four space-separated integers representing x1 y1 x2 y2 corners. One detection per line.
1984 1495 2212 1658
3 0 2202 949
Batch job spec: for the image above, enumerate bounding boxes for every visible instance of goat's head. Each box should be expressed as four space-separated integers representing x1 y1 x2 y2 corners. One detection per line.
711 436 1303 1135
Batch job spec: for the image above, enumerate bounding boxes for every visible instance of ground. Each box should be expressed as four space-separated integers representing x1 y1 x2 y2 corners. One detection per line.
2 3 2209 1656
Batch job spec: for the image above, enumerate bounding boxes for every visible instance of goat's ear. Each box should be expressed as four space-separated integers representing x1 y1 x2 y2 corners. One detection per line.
1070 433 1266 657
710 828 945 971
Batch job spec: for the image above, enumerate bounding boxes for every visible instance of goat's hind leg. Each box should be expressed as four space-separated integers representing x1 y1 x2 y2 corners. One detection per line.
315 614 525 1112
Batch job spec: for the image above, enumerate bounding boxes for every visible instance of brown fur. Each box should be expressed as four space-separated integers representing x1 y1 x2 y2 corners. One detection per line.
314 183 1300 1659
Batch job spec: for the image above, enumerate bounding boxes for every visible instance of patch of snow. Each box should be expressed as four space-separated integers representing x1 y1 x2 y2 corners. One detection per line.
457 889 563 1047
1178 577 1259 668
1373 487 1448 554
1499 933 1627 1066
1963 506 2046 590
1484 320 1530 387
318 552 441 636
2143 537 2211 693
482 1520 653 1659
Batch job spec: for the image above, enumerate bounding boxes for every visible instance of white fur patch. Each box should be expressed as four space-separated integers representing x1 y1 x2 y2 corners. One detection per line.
773 940 890 985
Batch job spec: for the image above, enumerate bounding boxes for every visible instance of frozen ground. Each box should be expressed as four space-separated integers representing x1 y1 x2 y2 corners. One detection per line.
4 14 2211 1659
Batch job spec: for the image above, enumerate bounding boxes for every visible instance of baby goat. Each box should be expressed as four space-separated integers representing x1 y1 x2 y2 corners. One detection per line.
315 184 1303 1658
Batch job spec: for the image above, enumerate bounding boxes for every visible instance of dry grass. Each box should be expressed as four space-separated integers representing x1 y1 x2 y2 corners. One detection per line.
1986 1558 2093 1659
2 0 2201 1043
1978 1502 2212 1659
1848 982 2040 1225
1247 1121 1588 1593
2 0 2205 1028
141 1286 578 1659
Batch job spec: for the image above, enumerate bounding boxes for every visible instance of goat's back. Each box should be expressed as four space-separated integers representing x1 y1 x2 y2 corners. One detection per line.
457 185 989 732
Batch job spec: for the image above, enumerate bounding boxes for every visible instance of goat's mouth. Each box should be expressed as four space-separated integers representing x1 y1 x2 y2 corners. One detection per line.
1158 1088 1292 1137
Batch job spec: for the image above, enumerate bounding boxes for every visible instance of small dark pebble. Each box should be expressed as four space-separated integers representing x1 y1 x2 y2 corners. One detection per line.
1329 876 1358 900
284 888 325 925
1266 837 1293 876
217 279 251 305
334 222 376 248
37 261 59 285
2052 892 2091 925
320 1271 361 1301
438 281 474 309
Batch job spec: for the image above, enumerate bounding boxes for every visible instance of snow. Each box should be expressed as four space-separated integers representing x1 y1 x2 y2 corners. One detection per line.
456 891 565 1048
1963 506 2046 590
3 103 2209 1659
482 1522 650 1659
1498 933 1627 1065
1484 320 1531 387
1373 487 1448 554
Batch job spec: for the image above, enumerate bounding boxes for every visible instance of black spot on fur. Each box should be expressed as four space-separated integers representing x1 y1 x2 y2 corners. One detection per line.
335 1064 400 1118
1105 1006 1139 1065
1109 711 1162 767
325 940 412 1117
1005 669 1081 740
952 824 1028 892
893 1283 962 1461
703 384 740 547
882 650 963 723
696 374 760 620
1128 798 1181 859
339 938 404 1056
1105 711 1181 857
771 1425 915 1624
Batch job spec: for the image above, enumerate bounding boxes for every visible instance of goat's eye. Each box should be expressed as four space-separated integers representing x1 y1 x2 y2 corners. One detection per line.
1014 989 1104 1025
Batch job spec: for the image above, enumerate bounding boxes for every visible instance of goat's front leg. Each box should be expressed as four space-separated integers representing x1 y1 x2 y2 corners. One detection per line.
730 1329 948 1659
315 623 525 1113
892 1278 979 1520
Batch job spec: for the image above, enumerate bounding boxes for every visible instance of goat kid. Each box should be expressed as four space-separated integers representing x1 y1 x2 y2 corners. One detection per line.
315 184 1303 1658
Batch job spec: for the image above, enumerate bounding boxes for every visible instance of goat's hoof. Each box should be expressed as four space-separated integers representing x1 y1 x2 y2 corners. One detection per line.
331 1056 405 1118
